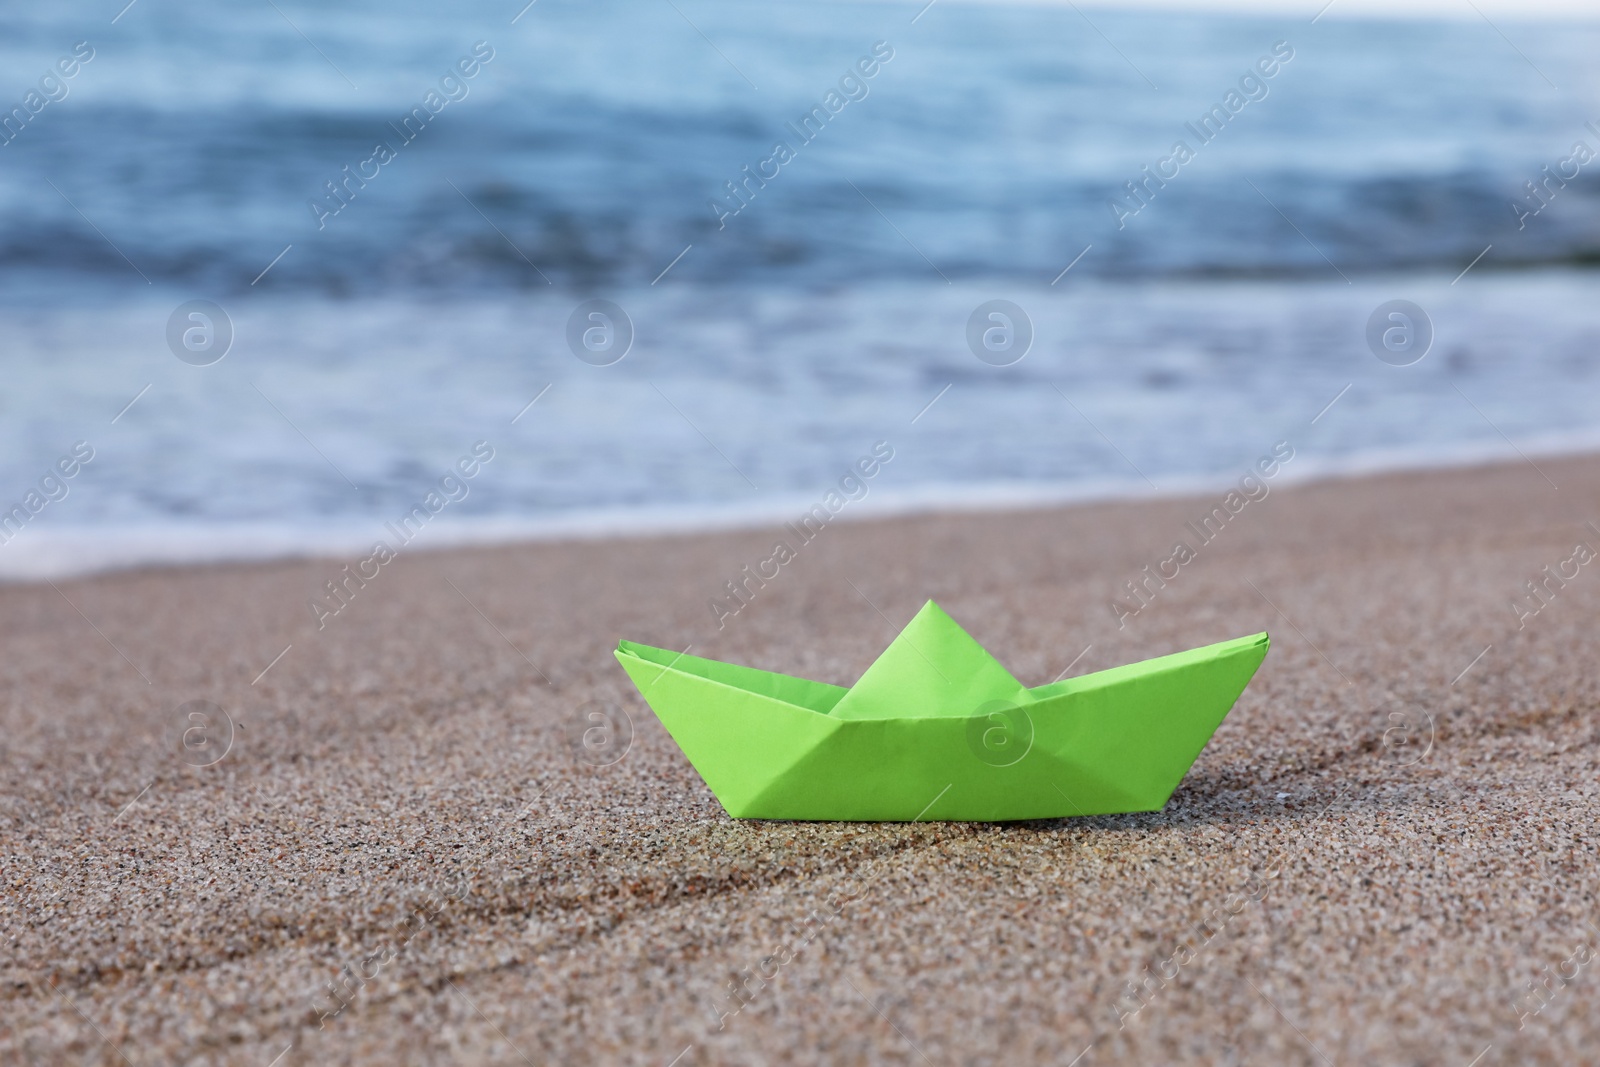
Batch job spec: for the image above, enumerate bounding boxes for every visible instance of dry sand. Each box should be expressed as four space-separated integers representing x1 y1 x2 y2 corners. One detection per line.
4 455 1600 1066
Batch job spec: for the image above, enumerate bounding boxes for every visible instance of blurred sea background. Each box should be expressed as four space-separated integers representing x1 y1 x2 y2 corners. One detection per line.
2 0 1598 578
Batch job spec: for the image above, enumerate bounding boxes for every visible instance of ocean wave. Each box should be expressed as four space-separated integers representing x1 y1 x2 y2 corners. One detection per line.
8 426 1600 583
6 151 1598 295
2 3 1598 297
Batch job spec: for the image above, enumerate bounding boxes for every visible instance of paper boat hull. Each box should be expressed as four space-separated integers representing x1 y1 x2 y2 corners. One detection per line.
615 632 1268 822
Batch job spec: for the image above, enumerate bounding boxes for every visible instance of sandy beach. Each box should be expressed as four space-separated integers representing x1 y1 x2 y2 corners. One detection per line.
4 454 1600 1066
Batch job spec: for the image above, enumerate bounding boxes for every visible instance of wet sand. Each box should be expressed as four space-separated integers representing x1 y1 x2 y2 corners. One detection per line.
4 454 1600 1066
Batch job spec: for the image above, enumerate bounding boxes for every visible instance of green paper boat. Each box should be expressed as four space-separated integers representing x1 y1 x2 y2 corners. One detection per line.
615 601 1268 822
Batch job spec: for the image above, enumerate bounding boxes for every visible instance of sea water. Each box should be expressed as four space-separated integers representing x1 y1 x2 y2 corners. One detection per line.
1 0 1596 577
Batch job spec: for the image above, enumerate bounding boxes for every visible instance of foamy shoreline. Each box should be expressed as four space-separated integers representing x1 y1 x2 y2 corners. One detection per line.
6 430 1598 583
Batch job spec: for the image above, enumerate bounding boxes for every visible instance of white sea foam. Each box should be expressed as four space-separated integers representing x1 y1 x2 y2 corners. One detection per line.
4 270 1598 581
7 426 1598 583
